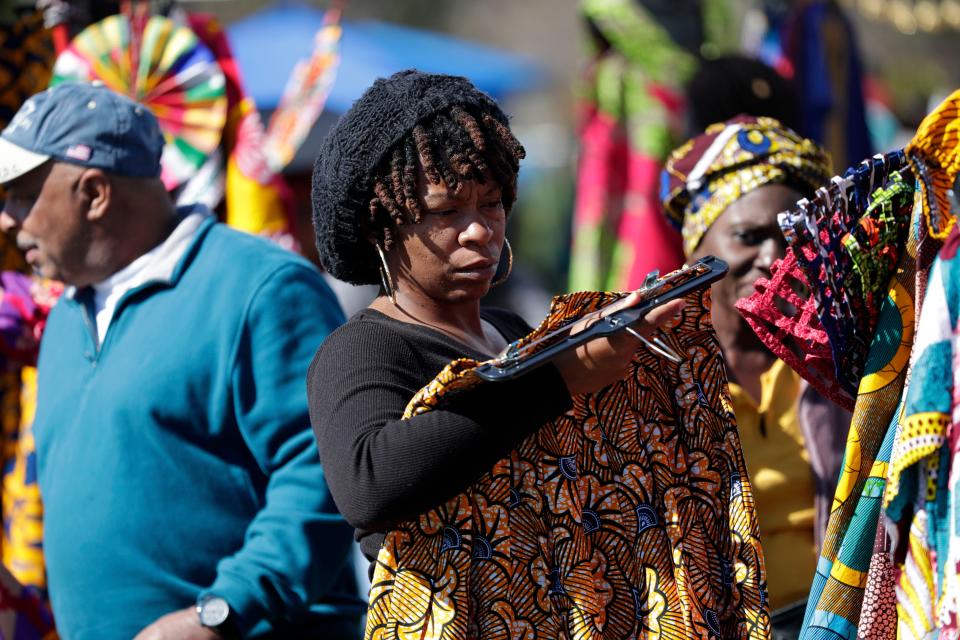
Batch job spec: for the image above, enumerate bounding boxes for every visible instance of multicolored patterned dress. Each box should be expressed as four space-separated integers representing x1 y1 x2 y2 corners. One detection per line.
364 288 769 639
569 0 693 292
879 226 960 638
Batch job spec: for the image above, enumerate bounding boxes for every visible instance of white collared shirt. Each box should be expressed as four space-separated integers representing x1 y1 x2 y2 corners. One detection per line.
88 211 208 343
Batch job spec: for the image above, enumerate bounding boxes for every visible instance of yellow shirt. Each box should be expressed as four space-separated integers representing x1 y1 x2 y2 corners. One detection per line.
729 358 816 609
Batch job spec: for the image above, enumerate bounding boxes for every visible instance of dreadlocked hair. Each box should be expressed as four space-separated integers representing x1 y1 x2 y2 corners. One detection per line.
365 104 525 251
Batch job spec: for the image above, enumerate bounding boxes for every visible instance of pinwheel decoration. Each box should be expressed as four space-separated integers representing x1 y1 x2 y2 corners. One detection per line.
50 13 227 192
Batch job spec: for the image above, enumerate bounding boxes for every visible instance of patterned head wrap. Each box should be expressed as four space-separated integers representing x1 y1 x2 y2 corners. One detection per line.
661 115 832 256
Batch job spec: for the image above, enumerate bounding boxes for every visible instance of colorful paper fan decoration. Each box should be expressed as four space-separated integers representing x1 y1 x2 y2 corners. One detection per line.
50 14 227 191
262 6 343 172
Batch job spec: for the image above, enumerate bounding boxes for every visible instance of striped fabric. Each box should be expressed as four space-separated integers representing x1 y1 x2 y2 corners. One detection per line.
896 509 937 638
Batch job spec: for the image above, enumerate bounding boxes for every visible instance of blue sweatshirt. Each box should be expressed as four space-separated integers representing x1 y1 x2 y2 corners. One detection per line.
33 213 361 639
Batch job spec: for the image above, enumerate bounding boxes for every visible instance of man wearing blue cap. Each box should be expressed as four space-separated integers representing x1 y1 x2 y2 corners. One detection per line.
0 82 362 639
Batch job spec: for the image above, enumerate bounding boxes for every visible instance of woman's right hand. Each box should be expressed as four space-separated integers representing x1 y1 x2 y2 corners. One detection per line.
553 294 685 396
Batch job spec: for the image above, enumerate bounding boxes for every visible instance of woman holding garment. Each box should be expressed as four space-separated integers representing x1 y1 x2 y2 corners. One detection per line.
306 71 778 640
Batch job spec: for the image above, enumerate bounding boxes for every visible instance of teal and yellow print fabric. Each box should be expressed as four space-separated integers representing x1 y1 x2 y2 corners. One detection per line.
365 289 769 639
798 189 935 640
881 225 960 638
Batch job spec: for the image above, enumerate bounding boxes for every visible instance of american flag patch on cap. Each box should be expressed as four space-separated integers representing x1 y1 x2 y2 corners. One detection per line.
65 144 91 161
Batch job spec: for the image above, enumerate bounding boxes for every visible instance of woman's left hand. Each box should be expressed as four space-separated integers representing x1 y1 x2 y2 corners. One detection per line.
552 294 685 396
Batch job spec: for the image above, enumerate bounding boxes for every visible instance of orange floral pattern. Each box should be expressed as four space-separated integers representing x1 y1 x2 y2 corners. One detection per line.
365 289 769 639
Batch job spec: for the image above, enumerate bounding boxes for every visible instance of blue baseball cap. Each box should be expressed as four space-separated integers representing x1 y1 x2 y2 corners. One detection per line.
0 81 164 184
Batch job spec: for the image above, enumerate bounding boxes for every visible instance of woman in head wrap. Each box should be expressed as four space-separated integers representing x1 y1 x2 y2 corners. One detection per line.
662 116 852 623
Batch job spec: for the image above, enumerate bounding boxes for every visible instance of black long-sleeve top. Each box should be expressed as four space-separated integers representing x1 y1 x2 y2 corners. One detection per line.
307 307 573 564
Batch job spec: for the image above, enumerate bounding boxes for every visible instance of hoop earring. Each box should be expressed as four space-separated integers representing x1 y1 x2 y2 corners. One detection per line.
490 238 513 287
375 243 397 305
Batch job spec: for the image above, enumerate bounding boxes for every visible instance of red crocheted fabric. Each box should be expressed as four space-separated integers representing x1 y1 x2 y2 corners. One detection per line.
736 249 856 411
737 153 912 413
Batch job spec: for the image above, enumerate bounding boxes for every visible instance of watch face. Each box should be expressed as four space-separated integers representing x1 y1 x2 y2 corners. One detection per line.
198 596 230 627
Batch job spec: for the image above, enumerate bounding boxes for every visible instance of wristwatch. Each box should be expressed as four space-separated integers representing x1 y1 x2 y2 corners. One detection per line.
196 594 237 638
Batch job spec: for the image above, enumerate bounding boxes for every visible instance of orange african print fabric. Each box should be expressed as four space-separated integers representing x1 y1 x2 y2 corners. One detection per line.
905 88 960 241
364 289 770 639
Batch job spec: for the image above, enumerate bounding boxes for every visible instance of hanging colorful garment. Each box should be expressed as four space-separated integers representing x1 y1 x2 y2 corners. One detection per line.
884 241 957 518
795 189 931 640
938 230 960 638
262 5 342 173
736 248 842 407
905 88 960 242
569 0 694 292
895 506 939 638
877 226 960 640
187 14 298 248
365 288 769 639
852 485 900 639
843 171 915 331
782 0 873 172
736 151 911 411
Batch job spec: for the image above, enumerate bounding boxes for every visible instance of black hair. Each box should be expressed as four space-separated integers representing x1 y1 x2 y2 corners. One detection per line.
686 55 800 136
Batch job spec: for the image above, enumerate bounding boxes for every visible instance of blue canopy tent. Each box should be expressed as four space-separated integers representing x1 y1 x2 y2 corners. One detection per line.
226 1 547 171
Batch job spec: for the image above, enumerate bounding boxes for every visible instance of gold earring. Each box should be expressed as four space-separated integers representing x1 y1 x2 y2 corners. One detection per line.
375 243 397 305
491 238 513 287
